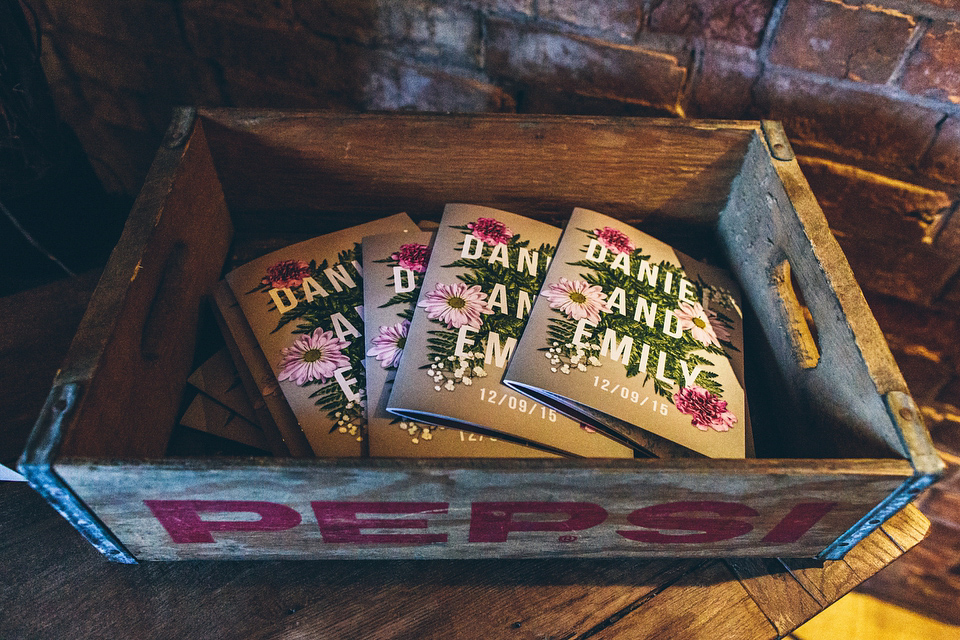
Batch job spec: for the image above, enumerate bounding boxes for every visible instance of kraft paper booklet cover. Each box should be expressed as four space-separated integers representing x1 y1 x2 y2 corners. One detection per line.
503 208 746 458
362 231 558 458
387 204 632 458
221 213 418 456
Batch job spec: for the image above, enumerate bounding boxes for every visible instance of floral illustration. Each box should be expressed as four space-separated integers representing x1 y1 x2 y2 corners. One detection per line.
542 227 737 402
467 217 514 245
675 301 730 347
544 277 608 324
390 242 430 273
594 226 634 254
420 219 554 393
546 339 602 374
673 385 737 432
426 350 488 391
247 244 367 440
398 420 441 444
367 320 409 368
261 259 311 288
418 282 493 330
278 329 350 385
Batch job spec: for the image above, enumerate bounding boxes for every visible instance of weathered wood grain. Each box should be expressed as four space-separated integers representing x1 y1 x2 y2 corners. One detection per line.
199 110 756 233
725 557 825 636
52 116 233 459
781 506 927 606
55 457 912 560
588 560 776 640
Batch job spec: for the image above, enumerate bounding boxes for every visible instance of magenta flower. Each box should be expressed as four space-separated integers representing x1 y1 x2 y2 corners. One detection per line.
673 385 737 432
418 282 494 329
543 277 607 324
262 259 311 288
675 301 727 347
390 243 430 273
277 329 350 386
594 226 634 254
367 320 409 368
467 218 514 246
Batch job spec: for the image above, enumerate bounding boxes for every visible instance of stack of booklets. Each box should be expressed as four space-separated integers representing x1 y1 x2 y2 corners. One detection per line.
212 205 749 459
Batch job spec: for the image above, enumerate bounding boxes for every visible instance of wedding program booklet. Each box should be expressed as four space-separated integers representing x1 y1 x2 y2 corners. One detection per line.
503 208 747 458
218 213 418 456
387 204 633 458
362 231 558 458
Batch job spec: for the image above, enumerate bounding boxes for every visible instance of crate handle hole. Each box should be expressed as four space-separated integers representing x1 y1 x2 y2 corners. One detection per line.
773 259 821 369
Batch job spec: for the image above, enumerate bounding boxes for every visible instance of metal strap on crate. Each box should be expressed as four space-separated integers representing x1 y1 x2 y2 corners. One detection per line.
18 383 138 564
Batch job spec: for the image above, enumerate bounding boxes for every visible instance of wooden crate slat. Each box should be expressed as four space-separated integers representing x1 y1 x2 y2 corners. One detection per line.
587 560 777 640
725 557 825 635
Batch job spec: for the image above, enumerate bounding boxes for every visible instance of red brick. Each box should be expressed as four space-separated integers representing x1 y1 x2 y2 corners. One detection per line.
57 32 221 102
770 0 916 83
516 87 676 116
919 116 960 185
363 55 515 112
540 0 643 40
486 18 690 114
294 0 482 65
35 0 184 50
376 1 482 64
182 15 350 92
799 156 952 246
866 292 960 356
471 0 534 15
213 67 355 110
755 71 943 169
835 234 960 305
894 351 954 404
936 375 960 409
902 21 960 104
648 0 775 48
689 41 760 117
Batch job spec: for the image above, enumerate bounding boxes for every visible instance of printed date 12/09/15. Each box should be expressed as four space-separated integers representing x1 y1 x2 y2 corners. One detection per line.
593 376 667 415
479 388 558 422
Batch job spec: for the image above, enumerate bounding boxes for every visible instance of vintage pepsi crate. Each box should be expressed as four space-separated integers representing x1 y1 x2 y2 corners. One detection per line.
19 109 942 562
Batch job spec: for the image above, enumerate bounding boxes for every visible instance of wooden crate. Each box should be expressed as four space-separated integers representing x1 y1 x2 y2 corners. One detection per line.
19 109 943 563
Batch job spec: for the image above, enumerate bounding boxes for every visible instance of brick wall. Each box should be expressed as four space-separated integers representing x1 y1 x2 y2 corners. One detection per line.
29 0 960 492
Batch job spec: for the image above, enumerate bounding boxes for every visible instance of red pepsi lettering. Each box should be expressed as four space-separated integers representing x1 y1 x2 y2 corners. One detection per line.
617 501 758 544
144 499 301 543
762 502 836 543
311 502 448 544
469 501 607 542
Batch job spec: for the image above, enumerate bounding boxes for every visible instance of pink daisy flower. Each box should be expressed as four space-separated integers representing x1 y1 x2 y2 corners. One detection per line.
675 301 726 347
543 277 607 324
418 282 494 330
390 243 430 273
467 218 514 246
277 329 350 386
262 259 311 288
367 320 409 368
673 385 738 432
594 226 634 254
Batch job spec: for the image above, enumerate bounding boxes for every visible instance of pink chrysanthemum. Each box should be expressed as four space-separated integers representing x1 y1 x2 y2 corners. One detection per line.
594 226 634 254
262 259 311 288
418 282 494 329
277 329 350 386
675 301 728 347
543 277 608 324
390 243 430 273
367 320 409 368
467 217 514 246
673 385 737 432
